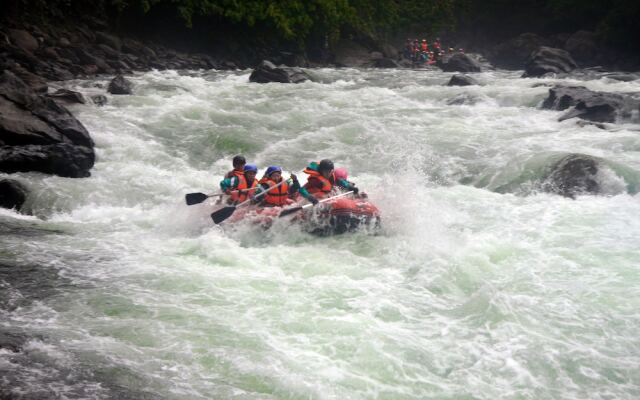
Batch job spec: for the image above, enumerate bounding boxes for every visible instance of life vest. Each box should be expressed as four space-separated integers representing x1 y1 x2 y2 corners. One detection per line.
421 42 428 52
230 175 257 203
258 177 290 206
303 166 334 197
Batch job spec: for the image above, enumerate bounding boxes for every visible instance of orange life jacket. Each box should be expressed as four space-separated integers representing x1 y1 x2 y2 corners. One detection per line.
303 167 334 197
230 175 257 203
258 177 290 206
421 42 428 52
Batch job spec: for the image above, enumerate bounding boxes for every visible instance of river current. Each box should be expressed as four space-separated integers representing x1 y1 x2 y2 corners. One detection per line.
1 68 640 399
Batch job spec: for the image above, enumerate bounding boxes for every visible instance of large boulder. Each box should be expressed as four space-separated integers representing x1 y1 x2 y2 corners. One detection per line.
564 30 598 66
8 29 39 53
447 74 479 86
488 33 548 70
522 46 577 77
333 39 381 67
439 53 482 73
541 85 638 123
108 74 133 94
0 143 95 178
249 60 312 84
374 58 401 68
0 179 27 210
542 154 600 198
47 88 85 104
0 71 94 177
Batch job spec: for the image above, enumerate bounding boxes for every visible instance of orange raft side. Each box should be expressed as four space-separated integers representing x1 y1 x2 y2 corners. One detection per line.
218 195 381 235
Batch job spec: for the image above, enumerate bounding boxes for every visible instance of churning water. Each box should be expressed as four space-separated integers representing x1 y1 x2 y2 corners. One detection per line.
1 68 640 399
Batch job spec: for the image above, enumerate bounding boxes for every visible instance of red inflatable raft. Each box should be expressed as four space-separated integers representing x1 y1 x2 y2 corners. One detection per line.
220 195 381 235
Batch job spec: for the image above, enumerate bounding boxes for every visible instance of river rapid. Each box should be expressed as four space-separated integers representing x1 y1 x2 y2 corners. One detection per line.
1 67 640 399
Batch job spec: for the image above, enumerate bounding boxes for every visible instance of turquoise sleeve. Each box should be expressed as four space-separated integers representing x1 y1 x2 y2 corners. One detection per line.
219 177 237 191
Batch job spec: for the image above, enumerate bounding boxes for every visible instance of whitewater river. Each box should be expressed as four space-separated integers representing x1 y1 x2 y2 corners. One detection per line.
1 68 640 399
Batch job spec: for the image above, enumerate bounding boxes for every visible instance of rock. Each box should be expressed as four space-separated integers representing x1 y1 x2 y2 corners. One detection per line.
91 94 107 106
439 53 482 72
564 30 598 65
74 48 112 73
0 330 27 352
446 94 479 106
8 66 48 93
95 31 120 50
97 43 119 58
249 60 312 84
8 29 39 53
381 43 398 59
605 73 638 82
541 85 638 123
522 46 577 77
333 40 376 67
374 58 401 68
108 74 133 94
47 88 86 104
542 154 600 198
0 71 93 147
0 179 27 210
0 143 95 178
0 71 94 177
447 74 479 86
41 46 60 60
58 37 71 47
488 33 548 70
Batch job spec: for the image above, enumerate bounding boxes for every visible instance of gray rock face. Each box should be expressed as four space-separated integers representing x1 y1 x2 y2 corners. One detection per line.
489 33 548 69
564 30 598 65
8 29 39 53
0 71 94 177
108 74 133 94
542 154 600 198
47 88 86 104
541 85 638 123
374 58 401 68
440 53 482 73
333 39 381 67
447 74 479 86
249 60 312 84
0 179 27 210
522 46 577 77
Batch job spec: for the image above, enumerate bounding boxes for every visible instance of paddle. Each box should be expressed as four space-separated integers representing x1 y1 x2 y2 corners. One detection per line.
185 190 248 206
278 191 354 218
210 179 288 224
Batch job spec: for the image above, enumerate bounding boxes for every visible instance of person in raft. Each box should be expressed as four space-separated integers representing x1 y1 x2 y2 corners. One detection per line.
333 167 365 197
253 166 319 207
219 163 258 204
224 155 246 179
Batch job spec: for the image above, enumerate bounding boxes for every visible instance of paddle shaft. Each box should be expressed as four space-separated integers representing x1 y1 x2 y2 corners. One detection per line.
279 191 354 217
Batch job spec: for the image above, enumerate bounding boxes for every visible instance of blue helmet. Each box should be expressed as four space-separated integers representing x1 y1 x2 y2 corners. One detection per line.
244 164 258 173
265 165 282 176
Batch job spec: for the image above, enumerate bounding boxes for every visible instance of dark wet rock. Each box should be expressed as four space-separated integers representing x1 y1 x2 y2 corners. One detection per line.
8 29 39 53
541 85 638 123
97 43 119 58
564 30 598 66
0 179 27 210
381 43 398 59
446 94 479 106
447 74 479 86
522 46 577 77
605 73 638 82
249 60 312 84
91 94 108 106
0 143 95 177
0 71 94 177
488 33 548 70
95 31 120 51
58 37 71 47
374 58 401 68
108 74 133 94
7 65 48 93
542 154 600 198
439 53 482 73
47 88 85 104
0 330 27 352
333 39 380 67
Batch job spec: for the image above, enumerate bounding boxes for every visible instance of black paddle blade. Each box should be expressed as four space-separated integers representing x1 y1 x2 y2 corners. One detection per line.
278 206 303 218
211 206 236 224
185 192 208 205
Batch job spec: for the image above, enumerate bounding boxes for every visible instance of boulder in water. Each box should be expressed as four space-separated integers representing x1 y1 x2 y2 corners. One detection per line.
374 58 401 68
108 74 133 94
249 60 311 84
542 85 638 123
0 179 27 210
522 46 577 77
439 53 482 73
47 88 85 104
91 94 108 106
447 74 479 86
488 33 548 69
0 143 95 178
542 154 600 198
